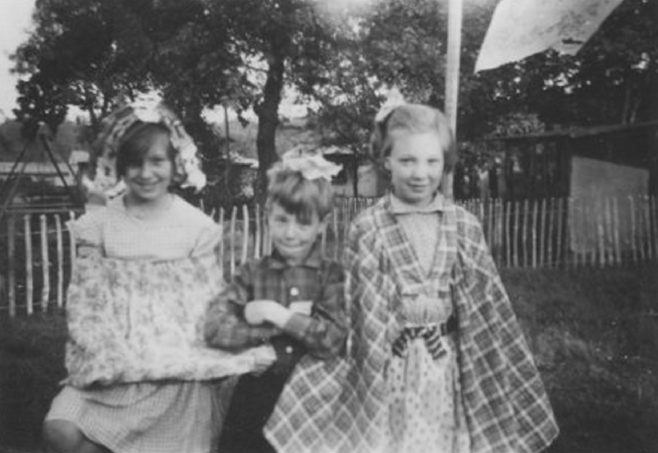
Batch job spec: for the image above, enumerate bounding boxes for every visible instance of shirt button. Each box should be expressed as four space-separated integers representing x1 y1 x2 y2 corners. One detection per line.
285 346 293 354
289 287 299 297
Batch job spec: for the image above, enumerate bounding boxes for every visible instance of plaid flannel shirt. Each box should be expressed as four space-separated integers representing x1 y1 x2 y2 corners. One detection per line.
265 195 558 453
204 246 347 372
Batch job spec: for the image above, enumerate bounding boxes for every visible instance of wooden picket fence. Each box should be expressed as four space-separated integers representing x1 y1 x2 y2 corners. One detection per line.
1 194 656 318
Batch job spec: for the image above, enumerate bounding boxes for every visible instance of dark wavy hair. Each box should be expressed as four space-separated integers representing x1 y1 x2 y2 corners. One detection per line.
116 122 177 178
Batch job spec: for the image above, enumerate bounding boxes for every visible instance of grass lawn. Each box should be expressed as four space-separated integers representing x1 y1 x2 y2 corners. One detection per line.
1 264 657 452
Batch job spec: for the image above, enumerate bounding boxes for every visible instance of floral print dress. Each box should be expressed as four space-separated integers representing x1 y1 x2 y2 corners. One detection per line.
45 195 233 453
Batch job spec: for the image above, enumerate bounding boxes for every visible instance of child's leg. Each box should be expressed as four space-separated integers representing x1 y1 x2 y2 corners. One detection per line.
219 372 288 453
42 419 110 453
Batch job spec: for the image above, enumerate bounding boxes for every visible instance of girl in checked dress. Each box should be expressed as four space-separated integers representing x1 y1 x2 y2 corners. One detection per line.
265 102 559 453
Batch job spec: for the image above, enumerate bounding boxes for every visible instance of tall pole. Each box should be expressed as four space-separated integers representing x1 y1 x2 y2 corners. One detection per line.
443 0 462 199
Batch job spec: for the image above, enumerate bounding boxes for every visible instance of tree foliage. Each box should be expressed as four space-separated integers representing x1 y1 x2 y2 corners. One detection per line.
12 0 338 198
297 0 657 153
11 0 658 197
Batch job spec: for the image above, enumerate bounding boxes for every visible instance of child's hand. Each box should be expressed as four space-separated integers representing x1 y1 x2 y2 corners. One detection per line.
250 344 277 375
289 300 313 316
245 300 293 328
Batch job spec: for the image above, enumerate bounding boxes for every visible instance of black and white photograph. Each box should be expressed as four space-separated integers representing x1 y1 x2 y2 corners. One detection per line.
0 0 656 452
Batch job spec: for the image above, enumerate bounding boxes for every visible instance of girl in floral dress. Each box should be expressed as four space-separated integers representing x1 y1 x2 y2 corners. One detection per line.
42 101 273 453
265 102 559 453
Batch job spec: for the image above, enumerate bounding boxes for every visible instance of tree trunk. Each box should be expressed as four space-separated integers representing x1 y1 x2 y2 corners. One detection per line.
255 43 285 201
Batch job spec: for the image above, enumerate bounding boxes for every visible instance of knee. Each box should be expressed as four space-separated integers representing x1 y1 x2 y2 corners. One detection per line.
42 419 84 453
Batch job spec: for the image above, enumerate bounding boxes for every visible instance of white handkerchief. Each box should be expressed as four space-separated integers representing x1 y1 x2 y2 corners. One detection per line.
289 301 313 316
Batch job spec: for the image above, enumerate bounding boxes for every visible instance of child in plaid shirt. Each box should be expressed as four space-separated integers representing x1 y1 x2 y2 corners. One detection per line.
204 148 348 453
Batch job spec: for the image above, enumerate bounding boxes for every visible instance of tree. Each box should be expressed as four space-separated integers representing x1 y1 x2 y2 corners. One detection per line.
12 0 656 200
289 0 499 155
13 0 339 199
12 0 159 131
295 0 656 150
199 0 339 195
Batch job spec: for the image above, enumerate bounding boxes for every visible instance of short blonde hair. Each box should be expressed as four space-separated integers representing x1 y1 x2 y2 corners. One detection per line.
370 104 457 173
266 163 334 223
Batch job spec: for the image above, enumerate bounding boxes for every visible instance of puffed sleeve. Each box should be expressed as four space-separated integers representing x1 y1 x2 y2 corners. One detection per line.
66 207 106 256
191 222 223 257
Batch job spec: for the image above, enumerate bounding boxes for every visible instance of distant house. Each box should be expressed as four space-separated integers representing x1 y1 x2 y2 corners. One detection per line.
479 120 658 199
0 120 88 208
216 115 382 198
479 120 658 256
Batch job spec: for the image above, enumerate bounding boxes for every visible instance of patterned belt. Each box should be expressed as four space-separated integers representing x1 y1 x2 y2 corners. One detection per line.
392 315 457 360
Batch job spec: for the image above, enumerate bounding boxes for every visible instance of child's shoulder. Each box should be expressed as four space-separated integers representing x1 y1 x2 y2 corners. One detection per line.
450 202 484 236
320 256 344 278
170 195 216 227
70 202 116 229
447 200 479 224
350 198 388 230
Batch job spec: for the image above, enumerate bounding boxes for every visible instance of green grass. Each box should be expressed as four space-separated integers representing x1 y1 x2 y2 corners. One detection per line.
1 265 657 452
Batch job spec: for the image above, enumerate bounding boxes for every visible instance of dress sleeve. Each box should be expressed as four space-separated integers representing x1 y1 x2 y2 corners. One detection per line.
280 261 347 359
457 210 558 448
191 223 222 257
66 208 105 256
204 261 280 351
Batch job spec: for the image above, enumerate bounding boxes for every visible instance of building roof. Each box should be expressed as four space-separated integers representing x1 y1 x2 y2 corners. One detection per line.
483 119 658 142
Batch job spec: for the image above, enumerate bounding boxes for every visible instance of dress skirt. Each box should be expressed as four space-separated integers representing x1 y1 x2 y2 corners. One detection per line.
45 379 236 453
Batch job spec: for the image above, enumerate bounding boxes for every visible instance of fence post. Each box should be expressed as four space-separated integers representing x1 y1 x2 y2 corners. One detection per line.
495 199 503 264
556 197 565 268
612 197 621 266
522 199 529 268
332 206 340 260
241 204 250 266
642 195 652 262
538 198 546 267
8 215 16 318
629 195 637 264
603 197 613 266
24 214 33 316
55 214 64 308
68 211 76 273
596 200 605 268
546 197 554 268
218 207 226 274
649 196 658 259
513 199 520 267
40 214 50 312
505 199 512 268
254 204 262 260
531 199 538 268
229 206 237 278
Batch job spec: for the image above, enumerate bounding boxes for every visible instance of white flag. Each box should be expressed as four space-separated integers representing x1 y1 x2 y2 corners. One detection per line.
475 0 624 72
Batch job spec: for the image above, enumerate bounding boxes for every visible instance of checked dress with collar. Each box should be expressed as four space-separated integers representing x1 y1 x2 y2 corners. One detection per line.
264 194 558 453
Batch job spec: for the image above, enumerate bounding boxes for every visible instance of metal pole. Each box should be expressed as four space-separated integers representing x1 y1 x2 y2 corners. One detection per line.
443 0 462 199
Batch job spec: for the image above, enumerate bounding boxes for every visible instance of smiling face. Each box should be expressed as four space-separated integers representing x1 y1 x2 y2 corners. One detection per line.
123 131 174 204
385 131 445 207
267 202 326 265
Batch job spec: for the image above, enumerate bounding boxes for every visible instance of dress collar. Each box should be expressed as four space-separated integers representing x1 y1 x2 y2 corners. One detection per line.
389 192 446 214
268 243 324 269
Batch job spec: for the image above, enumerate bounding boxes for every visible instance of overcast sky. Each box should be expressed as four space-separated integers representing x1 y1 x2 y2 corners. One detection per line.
0 0 36 119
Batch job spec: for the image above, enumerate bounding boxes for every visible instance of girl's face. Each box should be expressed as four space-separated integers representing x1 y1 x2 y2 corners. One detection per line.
385 131 445 206
124 132 173 204
267 202 326 265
